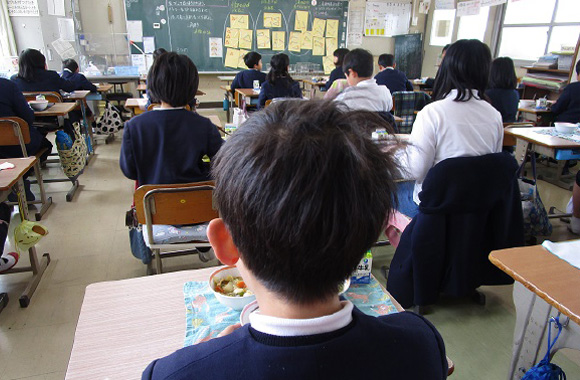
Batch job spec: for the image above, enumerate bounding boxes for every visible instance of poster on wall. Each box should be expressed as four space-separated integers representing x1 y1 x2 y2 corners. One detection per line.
456 0 481 16
7 0 39 16
364 2 411 37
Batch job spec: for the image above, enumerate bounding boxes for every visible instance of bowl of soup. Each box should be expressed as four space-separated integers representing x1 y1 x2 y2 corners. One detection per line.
209 266 255 310
28 100 49 111
554 122 578 134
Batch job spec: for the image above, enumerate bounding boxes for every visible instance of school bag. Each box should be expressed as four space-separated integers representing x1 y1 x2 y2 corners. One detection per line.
95 102 123 135
522 316 566 379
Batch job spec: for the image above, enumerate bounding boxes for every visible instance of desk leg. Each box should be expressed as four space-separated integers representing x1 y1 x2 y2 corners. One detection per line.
13 177 50 308
509 282 580 379
514 139 530 167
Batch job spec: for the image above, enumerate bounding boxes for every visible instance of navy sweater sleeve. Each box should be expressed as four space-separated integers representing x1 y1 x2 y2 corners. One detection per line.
230 72 242 93
10 80 35 127
119 122 137 181
550 85 571 116
258 82 270 109
78 73 97 92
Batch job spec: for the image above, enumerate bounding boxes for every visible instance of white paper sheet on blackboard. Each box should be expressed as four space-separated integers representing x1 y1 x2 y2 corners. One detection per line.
143 37 155 53
47 0 65 16
127 20 143 43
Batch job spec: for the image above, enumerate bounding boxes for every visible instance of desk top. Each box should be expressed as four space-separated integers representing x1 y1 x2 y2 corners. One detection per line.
125 98 147 108
96 84 113 93
218 75 236 81
0 157 36 191
505 127 580 149
301 79 326 87
220 85 231 92
235 88 260 97
87 75 141 83
136 83 146 91
490 244 580 325
34 102 77 117
519 107 552 114
64 90 90 100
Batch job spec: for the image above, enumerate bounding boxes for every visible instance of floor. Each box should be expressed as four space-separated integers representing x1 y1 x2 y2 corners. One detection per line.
0 110 579 379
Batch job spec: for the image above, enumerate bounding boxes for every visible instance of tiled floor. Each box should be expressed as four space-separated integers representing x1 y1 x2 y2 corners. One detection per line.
0 112 579 379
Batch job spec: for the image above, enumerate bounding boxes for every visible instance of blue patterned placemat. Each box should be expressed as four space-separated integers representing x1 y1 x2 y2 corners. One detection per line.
183 277 398 347
535 128 580 143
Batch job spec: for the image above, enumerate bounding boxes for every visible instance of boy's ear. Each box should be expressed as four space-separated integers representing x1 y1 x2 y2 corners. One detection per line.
207 218 240 265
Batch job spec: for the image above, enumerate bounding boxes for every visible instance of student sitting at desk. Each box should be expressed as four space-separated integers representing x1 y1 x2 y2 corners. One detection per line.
61 59 97 92
120 52 222 186
257 53 302 109
486 57 519 123
399 39 503 218
325 48 350 91
142 100 448 380
230 51 266 93
374 54 413 93
334 49 393 113
551 60 580 123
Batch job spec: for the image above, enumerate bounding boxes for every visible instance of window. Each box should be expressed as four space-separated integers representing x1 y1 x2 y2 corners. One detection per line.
430 9 456 46
498 0 580 61
457 6 490 42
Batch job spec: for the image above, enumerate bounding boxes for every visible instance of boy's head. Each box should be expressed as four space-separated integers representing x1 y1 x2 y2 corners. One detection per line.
244 51 262 70
147 52 199 107
209 100 399 304
343 48 374 86
576 59 580 79
378 54 395 69
62 59 79 73
333 48 350 68
153 48 167 60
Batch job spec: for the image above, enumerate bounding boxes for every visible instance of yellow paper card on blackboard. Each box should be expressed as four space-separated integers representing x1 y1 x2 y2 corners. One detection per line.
272 31 286 51
225 28 239 48
301 31 313 50
313 18 326 37
230 14 249 30
238 49 249 68
312 36 325 56
326 19 338 38
325 37 337 57
239 29 253 50
225 48 240 69
257 29 271 49
289 32 301 52
323 55 334 75
295 10 309 31
264 12 282 28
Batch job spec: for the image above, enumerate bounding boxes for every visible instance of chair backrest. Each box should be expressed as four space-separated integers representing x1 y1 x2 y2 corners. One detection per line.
503 122 534 146
391 91 431 133
147 103 160 111
23 91 63 103
265 99 272 107
0 117 31 155
134 181 218 226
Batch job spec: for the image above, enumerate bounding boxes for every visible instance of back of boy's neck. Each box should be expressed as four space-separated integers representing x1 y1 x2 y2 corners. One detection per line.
257 294 343 319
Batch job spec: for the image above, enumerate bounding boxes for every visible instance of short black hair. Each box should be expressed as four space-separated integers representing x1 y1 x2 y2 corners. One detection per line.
147 52 198 107
153 48 167 59
211 100 400 304
266 53 294 86
17 49 46 82
342 49 374 78
62 58 78 72
576 59 580 76
432 39 491 102
378 54 395 68
333 48 350 67
489 57 517 90
244 51 261 68
442 44 450 53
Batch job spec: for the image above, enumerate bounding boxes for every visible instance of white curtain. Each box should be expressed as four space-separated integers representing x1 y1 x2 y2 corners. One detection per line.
0 0 17 57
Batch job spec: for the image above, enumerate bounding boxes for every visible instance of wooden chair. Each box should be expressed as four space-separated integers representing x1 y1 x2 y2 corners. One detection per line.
0 117 53 220
503 122 534 147
264 99 272 107
134 181 219 274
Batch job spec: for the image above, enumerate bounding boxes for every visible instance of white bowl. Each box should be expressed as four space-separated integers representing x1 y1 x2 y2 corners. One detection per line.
209 266 256 311
519 100 535 109
554 122 578 134
28 100 48 111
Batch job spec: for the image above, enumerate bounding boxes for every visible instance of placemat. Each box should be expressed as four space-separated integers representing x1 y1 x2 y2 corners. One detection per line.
535 128 580 143
542 239 580 270
183 277 398 347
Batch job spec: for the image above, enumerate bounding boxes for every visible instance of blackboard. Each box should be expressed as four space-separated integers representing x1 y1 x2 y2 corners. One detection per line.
125 0 349 73
394 33 422 79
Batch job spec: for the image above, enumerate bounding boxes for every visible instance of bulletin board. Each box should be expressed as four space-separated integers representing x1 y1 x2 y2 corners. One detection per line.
363 1 411 37
124 0 349 73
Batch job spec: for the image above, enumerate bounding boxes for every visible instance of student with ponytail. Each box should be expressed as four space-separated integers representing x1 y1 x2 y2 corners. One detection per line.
257 53 302 109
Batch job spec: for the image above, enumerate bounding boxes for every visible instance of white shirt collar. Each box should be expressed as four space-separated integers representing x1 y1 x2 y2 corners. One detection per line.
248 300 354 337
63 68 73 73
356 78 377 87
153 106 186 111
386 67 395 70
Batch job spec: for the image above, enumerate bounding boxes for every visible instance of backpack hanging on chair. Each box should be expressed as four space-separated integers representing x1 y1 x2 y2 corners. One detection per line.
522 316 566 380
55 122 87 182
95 102 123 135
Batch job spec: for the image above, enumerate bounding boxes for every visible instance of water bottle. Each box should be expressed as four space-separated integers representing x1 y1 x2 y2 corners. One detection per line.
223 97 229 111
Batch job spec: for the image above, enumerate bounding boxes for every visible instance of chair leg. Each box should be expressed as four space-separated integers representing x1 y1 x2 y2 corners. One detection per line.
154 249 162 274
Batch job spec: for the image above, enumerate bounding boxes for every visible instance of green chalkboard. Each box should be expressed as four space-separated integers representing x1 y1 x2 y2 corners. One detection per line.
125 0 349 72
394 33 423 80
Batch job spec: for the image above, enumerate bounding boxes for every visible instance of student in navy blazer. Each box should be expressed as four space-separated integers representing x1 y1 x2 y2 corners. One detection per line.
551 60 580 123
230 51 266 93
257 53 302 109
325 48 349 91
374 54 413 93
61 59 97 92
485 57 519 123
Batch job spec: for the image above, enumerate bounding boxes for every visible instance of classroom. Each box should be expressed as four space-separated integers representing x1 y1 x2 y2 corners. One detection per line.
0 0 579 378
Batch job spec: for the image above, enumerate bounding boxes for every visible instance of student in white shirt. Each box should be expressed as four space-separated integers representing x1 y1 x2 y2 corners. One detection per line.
398 39 503 217
335 49 393 113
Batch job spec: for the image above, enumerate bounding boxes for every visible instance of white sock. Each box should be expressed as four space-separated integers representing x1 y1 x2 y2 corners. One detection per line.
570 216 580 234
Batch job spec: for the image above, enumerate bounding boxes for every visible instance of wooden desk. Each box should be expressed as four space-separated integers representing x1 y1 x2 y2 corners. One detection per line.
301 79 326 99
235 88 259 109
0 157 51 310
218 75 236 85
137 83 146 93
96 84 113 93
518 107 554 126
66 267 453 379
505 127 580 190
125 98 148 116
490 245 580 379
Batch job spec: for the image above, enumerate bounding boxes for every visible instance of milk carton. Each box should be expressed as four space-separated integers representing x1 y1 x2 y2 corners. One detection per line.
351 250 372 284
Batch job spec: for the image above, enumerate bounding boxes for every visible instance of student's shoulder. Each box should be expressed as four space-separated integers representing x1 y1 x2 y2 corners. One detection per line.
370 311 444 349
144 325 251 379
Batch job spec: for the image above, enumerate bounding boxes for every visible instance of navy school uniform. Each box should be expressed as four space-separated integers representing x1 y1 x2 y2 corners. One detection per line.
230 69 266 93
374 68 413 93
551 81 580 123
119 109 223 186
485 88 519 123
325 66 344 91
61 69 98 92
257 78 302 109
